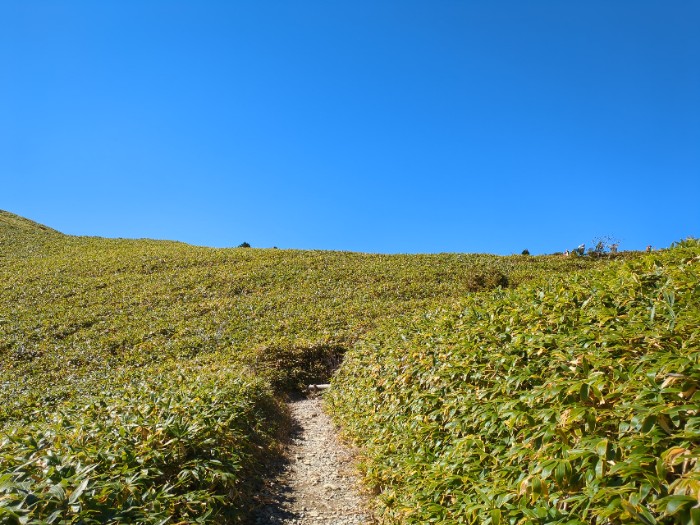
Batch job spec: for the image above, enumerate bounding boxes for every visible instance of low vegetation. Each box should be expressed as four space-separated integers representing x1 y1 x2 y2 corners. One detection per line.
0 209 611 523
328 239 700 524
1 365 279 523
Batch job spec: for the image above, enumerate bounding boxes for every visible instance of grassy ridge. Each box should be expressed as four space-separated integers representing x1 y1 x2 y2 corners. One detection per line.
0 211 61 237
0 210 608 523
0 214 602 424
328 240 700 524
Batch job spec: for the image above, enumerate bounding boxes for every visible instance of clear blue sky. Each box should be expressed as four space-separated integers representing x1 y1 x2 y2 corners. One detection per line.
2 1 698 254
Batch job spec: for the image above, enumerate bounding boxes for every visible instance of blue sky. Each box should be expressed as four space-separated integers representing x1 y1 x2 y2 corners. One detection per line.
2 1 698 254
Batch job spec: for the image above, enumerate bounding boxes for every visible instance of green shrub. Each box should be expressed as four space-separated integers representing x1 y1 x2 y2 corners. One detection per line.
466 268 509 291
0 366 280 524
253 342 347 393
328 240 700 524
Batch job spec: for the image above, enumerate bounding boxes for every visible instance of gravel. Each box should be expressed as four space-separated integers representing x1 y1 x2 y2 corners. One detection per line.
252 396 374 525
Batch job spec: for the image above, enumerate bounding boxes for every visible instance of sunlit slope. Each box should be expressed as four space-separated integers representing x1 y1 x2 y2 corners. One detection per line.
0 210 64 256
0 210 618 523
1 219 603 424
328 240 700 525
0 210 61 235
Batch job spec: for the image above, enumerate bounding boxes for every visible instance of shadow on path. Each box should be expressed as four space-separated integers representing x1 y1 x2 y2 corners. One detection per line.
250 400 304 524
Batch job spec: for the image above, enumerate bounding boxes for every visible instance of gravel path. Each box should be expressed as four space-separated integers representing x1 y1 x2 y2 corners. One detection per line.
252 397 373 525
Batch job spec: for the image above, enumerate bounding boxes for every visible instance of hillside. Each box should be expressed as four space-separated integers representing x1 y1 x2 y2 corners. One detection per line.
0 210 61 235
329 239 700 524
0 209 638 523
0 210 64 256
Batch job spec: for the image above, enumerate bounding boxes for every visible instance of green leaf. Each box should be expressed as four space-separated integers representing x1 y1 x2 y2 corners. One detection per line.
68 476 89 505
641 414 656 433
595 439 609 457
48 483 67 501
658 495 697 516
689 507 700 525
554 461 572 487
579 383 590 403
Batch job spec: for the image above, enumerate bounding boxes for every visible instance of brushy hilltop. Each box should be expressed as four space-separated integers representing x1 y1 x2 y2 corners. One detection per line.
328 239 700 525
0 208 681 524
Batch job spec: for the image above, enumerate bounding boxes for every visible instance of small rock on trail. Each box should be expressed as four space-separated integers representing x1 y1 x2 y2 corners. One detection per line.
252 397 373 525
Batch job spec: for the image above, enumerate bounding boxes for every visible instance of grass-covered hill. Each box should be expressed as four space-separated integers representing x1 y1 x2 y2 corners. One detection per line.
0 210 61 236
0 209 608 523
0 210 63 256
328 239 700 525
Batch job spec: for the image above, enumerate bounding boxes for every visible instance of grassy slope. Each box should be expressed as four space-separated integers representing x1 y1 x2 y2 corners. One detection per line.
0 210 61 236
0 210 610 523
0 212 604 424
328 240 700 524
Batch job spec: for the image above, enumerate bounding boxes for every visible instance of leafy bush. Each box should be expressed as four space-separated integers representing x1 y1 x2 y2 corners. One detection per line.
328 240 700 524
466 268 509 291
0 366 280 523
253 342 347 392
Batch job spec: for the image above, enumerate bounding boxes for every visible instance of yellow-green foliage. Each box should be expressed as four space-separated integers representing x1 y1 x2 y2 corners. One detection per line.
1 365 278 523
328 240 700 524
0 210 612 523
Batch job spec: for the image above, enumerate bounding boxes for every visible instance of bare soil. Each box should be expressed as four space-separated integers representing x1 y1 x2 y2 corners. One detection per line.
252 397 373 525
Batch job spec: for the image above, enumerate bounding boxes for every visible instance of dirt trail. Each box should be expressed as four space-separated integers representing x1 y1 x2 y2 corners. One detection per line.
252 397 373 525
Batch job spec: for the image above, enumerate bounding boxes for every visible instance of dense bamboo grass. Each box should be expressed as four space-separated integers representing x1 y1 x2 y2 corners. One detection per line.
328 240 700 524
1 210 613 523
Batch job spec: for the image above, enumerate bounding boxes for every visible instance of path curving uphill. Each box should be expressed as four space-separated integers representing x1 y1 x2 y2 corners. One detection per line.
253 397 373 525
